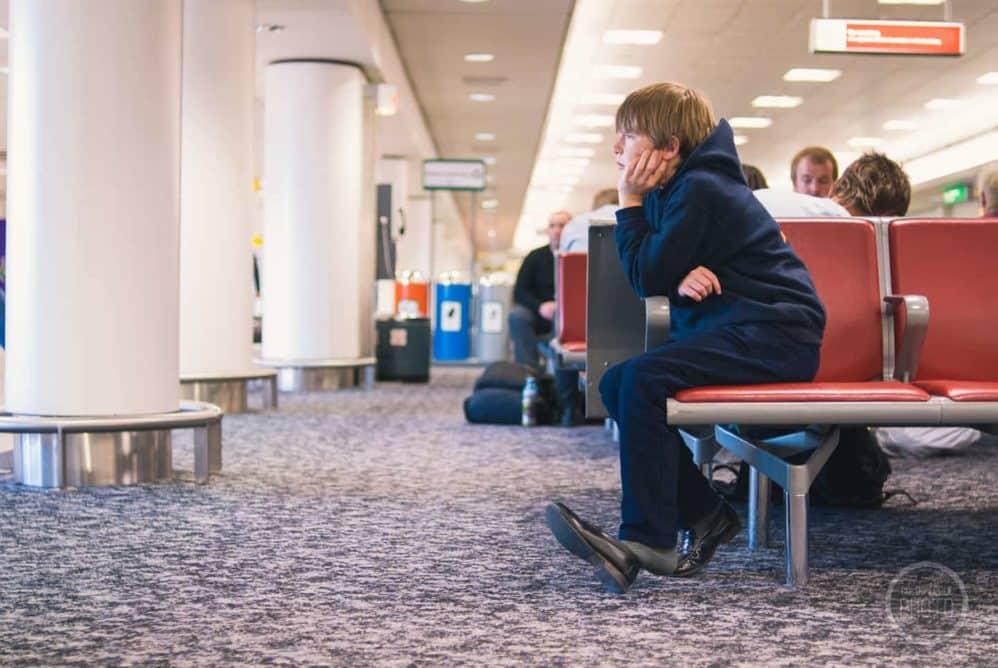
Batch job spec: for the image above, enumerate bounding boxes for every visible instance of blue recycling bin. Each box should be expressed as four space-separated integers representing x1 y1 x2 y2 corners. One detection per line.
433 278 472 360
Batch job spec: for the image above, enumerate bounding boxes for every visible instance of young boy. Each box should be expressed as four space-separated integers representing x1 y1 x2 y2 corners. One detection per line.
545 83 826 594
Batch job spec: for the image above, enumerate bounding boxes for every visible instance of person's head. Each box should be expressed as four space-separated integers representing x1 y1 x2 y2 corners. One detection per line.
829 152 911 217
791 146 838 197
591 188 619 210
613 82 717 186
546 210 572 249
742 164 768 190
980 169 998 217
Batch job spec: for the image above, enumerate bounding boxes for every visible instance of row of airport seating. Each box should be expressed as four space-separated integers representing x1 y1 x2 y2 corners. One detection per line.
549 217 998 586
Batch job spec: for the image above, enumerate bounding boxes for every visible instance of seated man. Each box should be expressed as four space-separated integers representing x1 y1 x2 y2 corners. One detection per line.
545 82 825 593
508 210 570 372
559 188 619 253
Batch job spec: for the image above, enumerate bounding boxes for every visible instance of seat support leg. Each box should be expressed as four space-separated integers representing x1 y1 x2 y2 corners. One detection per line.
785 491 809 586
749 467 770 550
194 420 222 483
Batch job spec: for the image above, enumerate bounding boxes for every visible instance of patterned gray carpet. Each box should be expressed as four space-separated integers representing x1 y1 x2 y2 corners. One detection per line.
0 368 995 666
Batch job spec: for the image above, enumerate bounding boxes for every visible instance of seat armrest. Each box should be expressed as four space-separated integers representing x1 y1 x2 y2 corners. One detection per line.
644 296 671 351
884 294 929 382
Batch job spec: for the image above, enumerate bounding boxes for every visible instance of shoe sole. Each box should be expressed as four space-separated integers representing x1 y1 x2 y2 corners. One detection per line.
544 505 632 594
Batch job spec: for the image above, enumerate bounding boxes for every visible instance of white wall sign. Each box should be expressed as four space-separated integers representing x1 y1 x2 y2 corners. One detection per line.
423 159 486 191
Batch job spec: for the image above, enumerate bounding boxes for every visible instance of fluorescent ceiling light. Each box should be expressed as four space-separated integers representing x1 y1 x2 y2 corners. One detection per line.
593 65 643 79
574 114 615 128
884 119 918 131
464 53 495 63
783 68 841 83
878 0 944 5
602 30 663 45
848 136 885 148
469 92 496 102
925 98 965 110
904 129 998 185
460 0 490 3
556 147 596 158
733 135 748 146
474 132 496 141
483 156 497 165
557 165 587 176
481 198 499 209
729 117 773 129
556 157 592 167
751 95 803 109
543 175 582 185
565 132 604 144
583 92 626 106
977 72 998 85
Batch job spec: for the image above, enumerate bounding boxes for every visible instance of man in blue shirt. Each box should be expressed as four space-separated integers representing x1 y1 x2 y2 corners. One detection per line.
546 83 826 594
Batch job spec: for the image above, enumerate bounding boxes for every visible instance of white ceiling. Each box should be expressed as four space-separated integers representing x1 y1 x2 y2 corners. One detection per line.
1 1 996 249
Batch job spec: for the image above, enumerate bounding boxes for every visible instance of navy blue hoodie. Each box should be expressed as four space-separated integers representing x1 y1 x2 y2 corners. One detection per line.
614 119 826 344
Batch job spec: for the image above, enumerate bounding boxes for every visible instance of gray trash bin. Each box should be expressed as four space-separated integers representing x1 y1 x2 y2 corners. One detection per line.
475 273 513 363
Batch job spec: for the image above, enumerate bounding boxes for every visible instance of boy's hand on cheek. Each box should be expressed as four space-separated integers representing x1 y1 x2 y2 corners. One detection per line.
618 149 670 208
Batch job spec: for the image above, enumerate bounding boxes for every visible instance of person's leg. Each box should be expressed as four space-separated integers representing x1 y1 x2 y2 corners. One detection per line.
601 324 820 548
508 304 540 370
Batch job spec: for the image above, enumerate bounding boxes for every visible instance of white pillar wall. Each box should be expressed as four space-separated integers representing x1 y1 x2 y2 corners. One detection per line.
261 61 370 362
5 0 182 416
180 0 256 378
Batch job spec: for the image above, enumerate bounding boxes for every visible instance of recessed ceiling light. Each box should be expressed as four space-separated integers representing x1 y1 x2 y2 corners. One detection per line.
565 132 604 144
883 119 918 131
602 30 663 45
583 92 626 106
977 72 998 85
487 228 497 239
557 165 588 176
256 23 285 33
474 132 496 141
594 65 643 79
848 136 885 148
925 98 965 110
483 156 497 165
751 95 803 109
464 53 495 63
556 157 592 167
783 68 841 83
729 117 773 129
574 114 615 128
470 92 496 102
545 175 582 186
733 135 748 146
481 198 499 209
878 0 944 5
556 147 596 158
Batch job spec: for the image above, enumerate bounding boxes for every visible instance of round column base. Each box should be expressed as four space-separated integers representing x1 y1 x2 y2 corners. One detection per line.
0 402 223 489
180 369 279 413
257 357 376 393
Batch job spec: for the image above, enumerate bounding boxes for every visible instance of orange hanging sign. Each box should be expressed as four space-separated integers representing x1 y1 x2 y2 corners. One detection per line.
810 19 965 56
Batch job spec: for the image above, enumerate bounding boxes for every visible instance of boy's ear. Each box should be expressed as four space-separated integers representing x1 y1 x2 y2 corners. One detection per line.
659 136 681 160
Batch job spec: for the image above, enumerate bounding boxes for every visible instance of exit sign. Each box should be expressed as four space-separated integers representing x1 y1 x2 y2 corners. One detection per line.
810 19 965 56
942 183 969 205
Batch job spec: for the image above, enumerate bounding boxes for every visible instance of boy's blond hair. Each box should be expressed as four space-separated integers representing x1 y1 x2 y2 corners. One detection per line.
615 83 717 159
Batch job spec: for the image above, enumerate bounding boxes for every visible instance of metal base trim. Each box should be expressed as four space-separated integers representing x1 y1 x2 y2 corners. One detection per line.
257 358 376 392
0 401 222 489
180 370 279 412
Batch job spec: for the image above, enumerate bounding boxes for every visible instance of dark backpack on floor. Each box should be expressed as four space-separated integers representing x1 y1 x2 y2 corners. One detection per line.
713 427 903 508
463 362 557 425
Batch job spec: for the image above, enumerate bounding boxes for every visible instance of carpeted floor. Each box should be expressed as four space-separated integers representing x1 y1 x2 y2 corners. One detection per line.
0 368 995 666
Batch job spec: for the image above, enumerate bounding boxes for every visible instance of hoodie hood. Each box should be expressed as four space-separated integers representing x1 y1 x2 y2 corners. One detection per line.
667 119 746 189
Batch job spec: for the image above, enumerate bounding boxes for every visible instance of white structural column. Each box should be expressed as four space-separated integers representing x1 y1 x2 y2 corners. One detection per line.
180 0 256 378
5 0 183 416
262 62 371 361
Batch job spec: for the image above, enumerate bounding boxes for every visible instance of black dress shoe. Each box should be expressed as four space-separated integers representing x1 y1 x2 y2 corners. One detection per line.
675 500 742 577
545 502 640 594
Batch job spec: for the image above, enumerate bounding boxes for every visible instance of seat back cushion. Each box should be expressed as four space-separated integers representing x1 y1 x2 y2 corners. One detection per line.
558 252 588 345
889 218 998 381
779 218 884 382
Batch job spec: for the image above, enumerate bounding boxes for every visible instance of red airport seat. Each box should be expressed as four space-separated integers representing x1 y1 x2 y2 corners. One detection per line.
889 218 998 421
550 252 587 368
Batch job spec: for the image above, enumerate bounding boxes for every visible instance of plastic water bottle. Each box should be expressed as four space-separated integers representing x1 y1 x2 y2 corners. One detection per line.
522 376 538 427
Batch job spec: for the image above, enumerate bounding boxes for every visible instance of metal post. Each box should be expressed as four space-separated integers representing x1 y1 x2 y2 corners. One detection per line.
194 420 222 483
785 491 809 586
264 376 279 410
748 467 771 550
944 0 951 21
469 190 478 285
363 364 376 390
700 462 713 479
822 0 830 19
